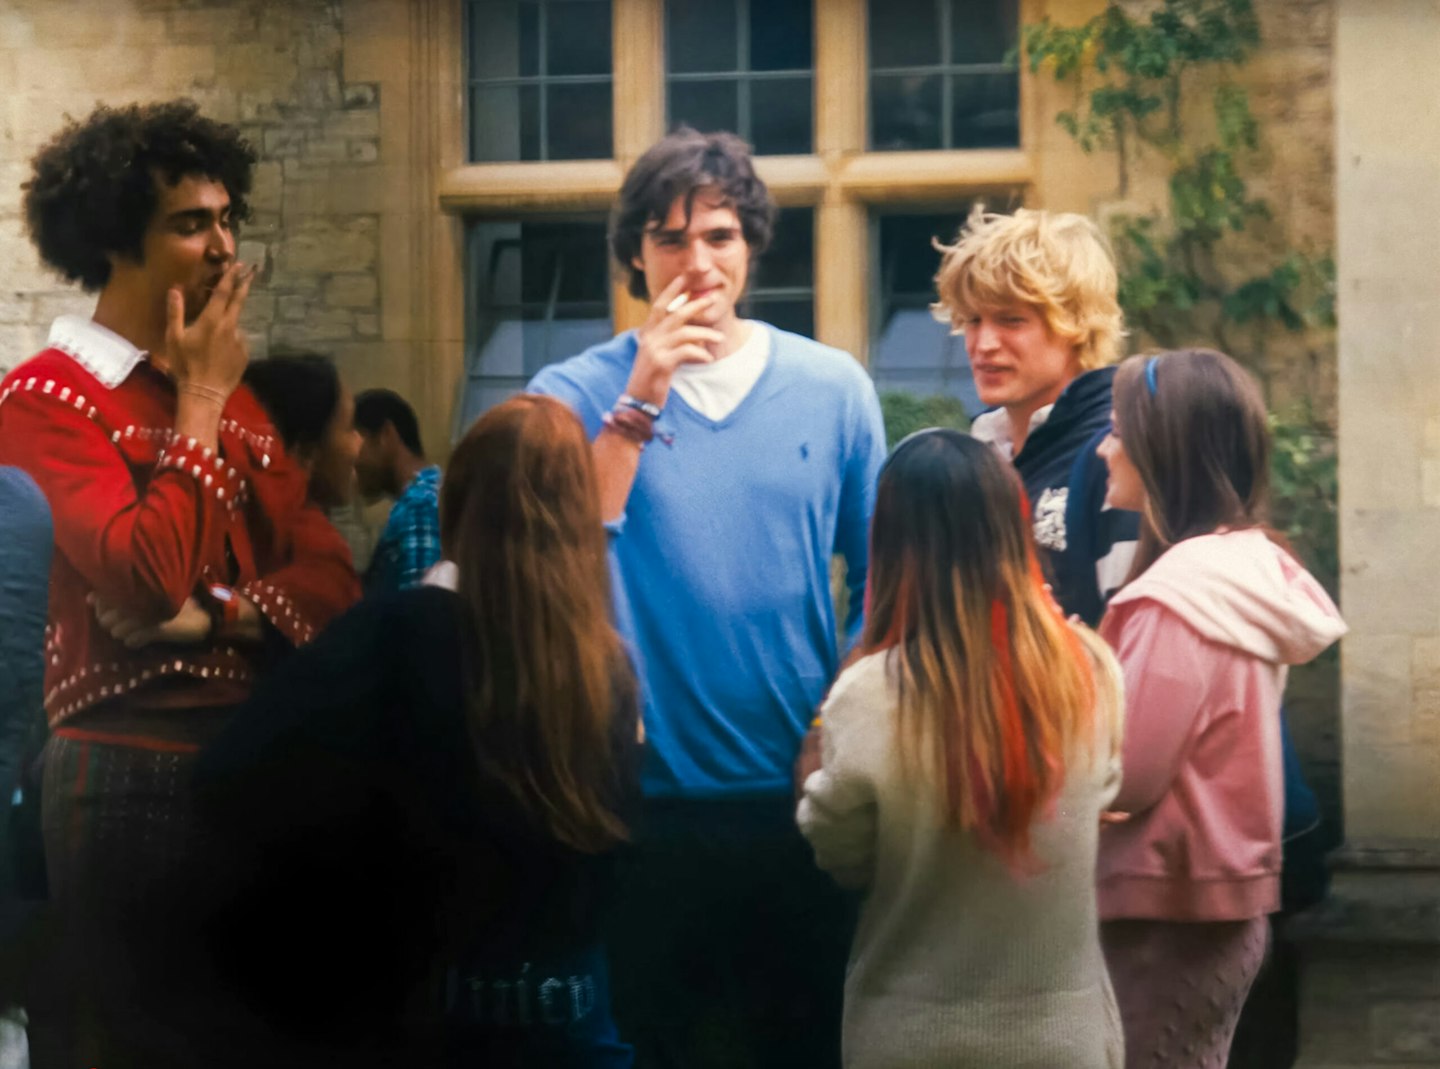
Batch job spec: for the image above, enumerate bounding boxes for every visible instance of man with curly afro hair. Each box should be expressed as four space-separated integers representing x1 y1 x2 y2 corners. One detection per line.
0 100 359 1062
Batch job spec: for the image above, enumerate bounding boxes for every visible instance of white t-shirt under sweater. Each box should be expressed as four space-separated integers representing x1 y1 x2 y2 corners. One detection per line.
667 320 769 421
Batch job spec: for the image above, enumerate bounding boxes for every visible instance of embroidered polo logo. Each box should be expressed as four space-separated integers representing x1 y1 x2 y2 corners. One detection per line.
1034 487 1068 551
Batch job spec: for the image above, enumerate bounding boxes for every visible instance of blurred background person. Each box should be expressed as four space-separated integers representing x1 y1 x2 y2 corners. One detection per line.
195 394 638 1068
0 468 50 1067
798 430 1125 1068
242 350 361 510
354 387 441 592
1095 348 1345 1068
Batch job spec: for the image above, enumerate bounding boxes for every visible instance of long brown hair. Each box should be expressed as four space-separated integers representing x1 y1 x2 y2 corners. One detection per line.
1113 348 1278 581
440 394 635 853
863 431 1099 868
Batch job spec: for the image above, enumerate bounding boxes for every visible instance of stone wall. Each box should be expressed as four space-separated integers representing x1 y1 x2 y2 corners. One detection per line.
1033 0 1338 419
0 0 423 406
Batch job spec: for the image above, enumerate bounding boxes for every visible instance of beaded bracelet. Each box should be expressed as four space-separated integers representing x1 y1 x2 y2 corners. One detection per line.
617 393 663 420
603 406 655 448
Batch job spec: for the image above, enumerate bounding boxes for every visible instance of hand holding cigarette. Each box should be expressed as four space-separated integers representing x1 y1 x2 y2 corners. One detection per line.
624 275 727 409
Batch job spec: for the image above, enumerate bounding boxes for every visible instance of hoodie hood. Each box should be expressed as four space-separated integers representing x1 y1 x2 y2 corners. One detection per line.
1106 528 1345 665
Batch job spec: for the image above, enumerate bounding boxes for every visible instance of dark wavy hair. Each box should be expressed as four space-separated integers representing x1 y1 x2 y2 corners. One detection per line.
610 127 776 300
243 351 343 458
354 388 424 457
23 99 257 291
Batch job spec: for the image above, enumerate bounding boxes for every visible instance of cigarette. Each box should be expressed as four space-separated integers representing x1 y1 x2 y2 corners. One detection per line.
665 291 690 313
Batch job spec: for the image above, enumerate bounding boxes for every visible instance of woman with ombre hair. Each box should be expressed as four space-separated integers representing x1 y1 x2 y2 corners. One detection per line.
798 430 1125 1068
194 394 638 1068
1095 349 1344 1068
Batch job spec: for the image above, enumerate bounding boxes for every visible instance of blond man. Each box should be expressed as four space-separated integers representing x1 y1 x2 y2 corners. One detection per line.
934 207 1137 623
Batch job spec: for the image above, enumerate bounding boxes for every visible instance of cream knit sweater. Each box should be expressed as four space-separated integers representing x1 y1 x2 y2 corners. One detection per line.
798 647 1124 1069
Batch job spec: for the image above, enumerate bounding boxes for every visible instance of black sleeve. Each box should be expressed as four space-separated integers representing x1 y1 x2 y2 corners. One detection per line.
194 593 400 795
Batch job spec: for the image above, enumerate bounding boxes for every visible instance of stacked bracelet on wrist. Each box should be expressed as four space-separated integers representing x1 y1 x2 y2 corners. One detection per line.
617 394 663 420
603 406 657 448
602 395 675 449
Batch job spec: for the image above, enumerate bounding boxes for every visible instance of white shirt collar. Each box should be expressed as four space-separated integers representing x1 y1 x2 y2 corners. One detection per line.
970 403 1055 460
47 315 147 389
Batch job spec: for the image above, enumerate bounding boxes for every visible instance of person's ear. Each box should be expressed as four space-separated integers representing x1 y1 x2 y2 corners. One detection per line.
381 420 403 457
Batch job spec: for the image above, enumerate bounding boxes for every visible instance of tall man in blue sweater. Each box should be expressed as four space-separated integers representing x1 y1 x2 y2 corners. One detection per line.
529 128 886 1068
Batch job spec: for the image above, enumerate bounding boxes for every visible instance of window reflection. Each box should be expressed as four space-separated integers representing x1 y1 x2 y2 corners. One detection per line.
741 209 815 339
459 219 613 431
870 210 996 415
466 0 614 162
666 0 814 156
868 0 1019 151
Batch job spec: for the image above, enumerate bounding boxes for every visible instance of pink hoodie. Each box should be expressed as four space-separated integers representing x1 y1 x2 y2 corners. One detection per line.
1096 529 1345 922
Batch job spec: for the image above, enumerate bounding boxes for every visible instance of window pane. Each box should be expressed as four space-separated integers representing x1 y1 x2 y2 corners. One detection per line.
520 2 541 76
750 77 812 155
869 0 939 69
951 72 1019 149
749 299 813 338
669 79 739 137
750 0 812 71
950 0 1017 64
667 0 738 74
548 0 612 76
871 211 982 414
752 209 813 292
468 0 532 79
743 209 814 336
470 84 541 162
463 219 613 429
547 82 614 158
871 74 942 150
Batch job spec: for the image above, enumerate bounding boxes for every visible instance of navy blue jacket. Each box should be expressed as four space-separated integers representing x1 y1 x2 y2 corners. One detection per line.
1012 367 1139 626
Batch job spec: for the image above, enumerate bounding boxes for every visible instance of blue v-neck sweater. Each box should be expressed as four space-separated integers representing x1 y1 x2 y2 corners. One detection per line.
531 327 886 799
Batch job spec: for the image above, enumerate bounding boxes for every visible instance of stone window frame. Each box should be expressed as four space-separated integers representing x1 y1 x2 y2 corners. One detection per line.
420 0 1045 432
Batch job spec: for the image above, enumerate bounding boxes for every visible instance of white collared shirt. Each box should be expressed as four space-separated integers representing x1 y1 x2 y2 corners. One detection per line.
46 315 147 389
969 403 1055 461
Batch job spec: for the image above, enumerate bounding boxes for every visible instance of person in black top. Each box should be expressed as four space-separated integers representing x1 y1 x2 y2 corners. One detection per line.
191 394 639 1068
933 207 1140 625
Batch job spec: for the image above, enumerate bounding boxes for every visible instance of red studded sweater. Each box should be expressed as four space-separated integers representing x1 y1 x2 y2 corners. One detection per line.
0 339 361 729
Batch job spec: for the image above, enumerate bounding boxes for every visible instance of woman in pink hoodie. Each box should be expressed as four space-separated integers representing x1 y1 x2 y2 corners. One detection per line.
1094 348 1344 1068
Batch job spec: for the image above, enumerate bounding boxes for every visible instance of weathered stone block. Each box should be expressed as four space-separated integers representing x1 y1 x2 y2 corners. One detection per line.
0 291 34 325
147 44 217 91
322 110 381 139
343 82 379 109
0 323 44 370
166 7 252 43
247 161 283 216
31 291 93 325
273 308 356 347
1342 511 1440 632
277 217 379 275
1373 1002 1440 1061
277 295 311 322
263 127 307 158
324 274 378 309
215 42 299 92
348 139 380 164
305 136 352 163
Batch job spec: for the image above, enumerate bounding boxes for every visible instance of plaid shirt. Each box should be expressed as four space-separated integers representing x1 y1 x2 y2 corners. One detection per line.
365 465 442 593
